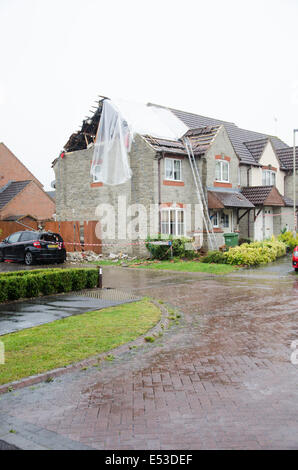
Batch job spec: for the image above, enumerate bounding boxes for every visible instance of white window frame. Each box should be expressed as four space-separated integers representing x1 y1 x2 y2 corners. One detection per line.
215 160 230 183
165 158 182 182
262 169 276 186
93 164 102 182
221 213 230 229
210 211 219 227
160 208 185 236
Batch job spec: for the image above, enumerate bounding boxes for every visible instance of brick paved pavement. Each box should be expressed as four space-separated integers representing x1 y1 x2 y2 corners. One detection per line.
1 260 298 449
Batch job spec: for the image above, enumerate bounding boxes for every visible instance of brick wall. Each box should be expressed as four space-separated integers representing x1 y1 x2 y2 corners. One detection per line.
0 143 43 188
0 181 55 220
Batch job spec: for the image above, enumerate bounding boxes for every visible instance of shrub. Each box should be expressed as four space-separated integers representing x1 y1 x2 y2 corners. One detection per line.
278 231 298 251
25 275 41 298
202 238 287 267
72 269 87 291
202 251 227 264
0 268 99 303
6 276 27 300
223 238 286 266
239 237 252 245
146 236 196 260
0 278 8 302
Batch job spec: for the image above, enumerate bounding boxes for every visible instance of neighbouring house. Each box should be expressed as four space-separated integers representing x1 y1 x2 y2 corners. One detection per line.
52 99 296 255
0 143 55 223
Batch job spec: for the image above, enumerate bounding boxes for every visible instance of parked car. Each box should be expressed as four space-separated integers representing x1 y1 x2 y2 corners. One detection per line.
293 246 298 272
0 231 66 266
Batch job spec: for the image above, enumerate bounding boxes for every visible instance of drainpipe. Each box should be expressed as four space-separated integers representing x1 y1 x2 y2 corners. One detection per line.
157 153 164 234
247 165 252 186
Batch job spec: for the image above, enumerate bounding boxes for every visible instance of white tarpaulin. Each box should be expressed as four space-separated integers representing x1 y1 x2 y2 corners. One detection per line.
91 99 188 186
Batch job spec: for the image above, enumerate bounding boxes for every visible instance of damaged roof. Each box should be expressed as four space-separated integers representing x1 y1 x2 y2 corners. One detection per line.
143 125 221 156
0 180 31 210
61 99 289 166
208 190 255 209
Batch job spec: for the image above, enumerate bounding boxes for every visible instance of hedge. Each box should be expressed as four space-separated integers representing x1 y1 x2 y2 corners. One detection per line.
0 268 99 303
202 238 287 267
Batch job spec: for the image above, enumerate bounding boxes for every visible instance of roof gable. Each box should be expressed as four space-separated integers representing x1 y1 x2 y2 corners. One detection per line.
0 180 31 210
275 147 298 170
241 185 285 206
0 143 43 189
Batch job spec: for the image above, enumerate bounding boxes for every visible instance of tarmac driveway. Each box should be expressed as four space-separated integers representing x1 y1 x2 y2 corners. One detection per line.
1 257 298 450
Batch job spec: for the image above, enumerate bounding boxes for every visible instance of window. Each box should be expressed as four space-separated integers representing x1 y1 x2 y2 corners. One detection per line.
262 170 276 186
161 209 185 236
7 233 21 243
210 211 229 228
20 231 38 242
40 233 63 243
211 212 219 227
165 158 182 181
221 213 229 228
215 160 229 182
93 164 102 182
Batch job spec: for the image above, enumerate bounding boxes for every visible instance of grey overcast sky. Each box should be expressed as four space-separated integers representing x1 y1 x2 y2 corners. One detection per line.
0 0 297 190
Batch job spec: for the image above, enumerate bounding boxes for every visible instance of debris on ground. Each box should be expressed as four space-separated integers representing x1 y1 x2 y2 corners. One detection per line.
66 251 138 264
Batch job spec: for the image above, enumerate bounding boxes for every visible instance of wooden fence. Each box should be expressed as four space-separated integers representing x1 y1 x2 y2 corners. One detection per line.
0 220 102 254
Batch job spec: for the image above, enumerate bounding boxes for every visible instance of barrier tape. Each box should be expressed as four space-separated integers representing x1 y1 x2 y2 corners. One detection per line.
63 240 147 247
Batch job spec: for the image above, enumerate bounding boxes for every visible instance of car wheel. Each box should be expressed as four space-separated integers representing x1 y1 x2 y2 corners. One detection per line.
0 251 3 262
24 251 34 266
295 268 298 272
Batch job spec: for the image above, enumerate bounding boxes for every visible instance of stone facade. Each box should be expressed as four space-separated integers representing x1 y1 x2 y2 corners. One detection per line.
54 125 295 255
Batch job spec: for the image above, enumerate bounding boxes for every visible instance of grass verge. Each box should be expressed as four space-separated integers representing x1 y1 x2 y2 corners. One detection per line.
0 299 160 386
89 259 236 274
132 260 235 274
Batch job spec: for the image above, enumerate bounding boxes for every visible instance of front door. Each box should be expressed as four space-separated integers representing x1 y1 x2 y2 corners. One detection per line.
264 207 273 239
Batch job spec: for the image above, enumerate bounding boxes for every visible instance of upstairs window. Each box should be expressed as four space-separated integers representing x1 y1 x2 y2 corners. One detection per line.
215 160 229 182
165 158 182 181
262 170 276 186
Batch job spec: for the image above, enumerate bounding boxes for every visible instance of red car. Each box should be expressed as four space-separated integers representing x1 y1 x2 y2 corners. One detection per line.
293 246 298 272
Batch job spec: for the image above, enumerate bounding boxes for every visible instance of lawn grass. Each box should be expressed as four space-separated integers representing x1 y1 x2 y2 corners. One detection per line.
132 260 236 274
0 299 160 386
89 259 235 274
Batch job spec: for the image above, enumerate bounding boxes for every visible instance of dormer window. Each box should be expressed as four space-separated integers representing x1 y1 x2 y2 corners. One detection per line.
262 169 276 186
215 160 229 183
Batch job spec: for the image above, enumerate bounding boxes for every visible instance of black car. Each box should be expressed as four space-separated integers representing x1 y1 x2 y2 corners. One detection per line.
0 231 67 266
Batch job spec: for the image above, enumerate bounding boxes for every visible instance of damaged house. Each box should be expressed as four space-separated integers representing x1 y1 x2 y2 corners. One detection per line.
52 98 296 255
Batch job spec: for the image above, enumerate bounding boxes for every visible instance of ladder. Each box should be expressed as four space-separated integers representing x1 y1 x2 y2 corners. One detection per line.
183 137 218 251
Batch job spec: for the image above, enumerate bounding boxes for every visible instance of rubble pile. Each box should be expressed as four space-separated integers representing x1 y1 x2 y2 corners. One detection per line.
66 251 137 264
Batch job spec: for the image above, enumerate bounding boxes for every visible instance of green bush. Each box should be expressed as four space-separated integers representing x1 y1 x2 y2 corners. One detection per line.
25 275 41 298
0 268 99 303
146 236 196 260
71 269 87 291
202 251 227 264
202 238 286 267
278 231 298 251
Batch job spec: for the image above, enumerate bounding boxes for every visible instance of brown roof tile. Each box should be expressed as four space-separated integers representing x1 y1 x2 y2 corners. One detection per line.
241 186 285 206
208 190 254 209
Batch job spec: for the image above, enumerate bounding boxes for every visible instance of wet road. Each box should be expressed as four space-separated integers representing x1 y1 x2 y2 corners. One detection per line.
1 257 298 449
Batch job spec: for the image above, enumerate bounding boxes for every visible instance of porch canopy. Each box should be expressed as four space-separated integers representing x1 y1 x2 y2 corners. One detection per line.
208 190 255 210
240 186 285 208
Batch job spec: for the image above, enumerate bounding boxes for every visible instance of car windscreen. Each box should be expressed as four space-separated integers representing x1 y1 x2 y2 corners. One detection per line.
39 233 63 243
